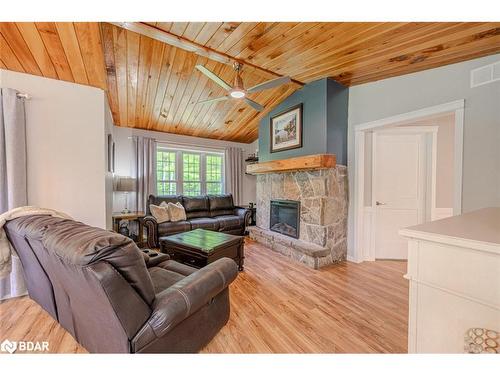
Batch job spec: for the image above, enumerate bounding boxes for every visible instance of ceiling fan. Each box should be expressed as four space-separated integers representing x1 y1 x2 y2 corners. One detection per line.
195 62 291 112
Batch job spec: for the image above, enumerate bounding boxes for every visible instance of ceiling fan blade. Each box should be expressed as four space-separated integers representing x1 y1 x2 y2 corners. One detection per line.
196 96 229 105
195 65 232 91
247 76 291 93
244 98 264 112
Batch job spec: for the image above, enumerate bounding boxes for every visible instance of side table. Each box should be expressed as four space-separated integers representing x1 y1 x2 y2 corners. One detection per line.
112 211 145 247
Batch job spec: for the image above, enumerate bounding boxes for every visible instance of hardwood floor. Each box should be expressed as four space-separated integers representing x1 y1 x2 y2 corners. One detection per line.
0 238 408 353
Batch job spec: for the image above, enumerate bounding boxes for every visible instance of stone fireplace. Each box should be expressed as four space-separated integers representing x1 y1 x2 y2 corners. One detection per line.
270 199 300 238
248 155 348 269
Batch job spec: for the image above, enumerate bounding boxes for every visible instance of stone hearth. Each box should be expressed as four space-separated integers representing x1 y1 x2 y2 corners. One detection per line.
248 166 348 269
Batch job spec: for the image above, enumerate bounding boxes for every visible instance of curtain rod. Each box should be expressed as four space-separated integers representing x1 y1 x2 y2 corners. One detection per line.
127 136 232 153
156 140 226 152
16 93 31 99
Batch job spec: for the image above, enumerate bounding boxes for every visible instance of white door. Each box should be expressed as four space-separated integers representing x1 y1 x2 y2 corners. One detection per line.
373 131 426 259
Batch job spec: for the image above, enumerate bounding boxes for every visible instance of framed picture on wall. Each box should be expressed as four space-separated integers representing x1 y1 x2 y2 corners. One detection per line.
107 134 115 173
270 104 303 153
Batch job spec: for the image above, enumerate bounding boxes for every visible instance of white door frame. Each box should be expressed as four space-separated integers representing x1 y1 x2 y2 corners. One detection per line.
369 126 437 260
352 99 464 263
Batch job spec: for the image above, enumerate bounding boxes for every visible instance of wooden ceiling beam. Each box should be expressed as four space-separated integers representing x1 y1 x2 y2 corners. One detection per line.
109 22 305 87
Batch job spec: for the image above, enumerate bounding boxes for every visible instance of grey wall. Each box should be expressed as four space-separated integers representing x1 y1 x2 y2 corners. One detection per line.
112 126 258 212
363 113 456 208
347 53 500 258
258 78 349 164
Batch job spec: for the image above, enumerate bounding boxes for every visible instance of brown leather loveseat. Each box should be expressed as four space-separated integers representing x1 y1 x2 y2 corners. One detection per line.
143 194 250 248
4 215 237 353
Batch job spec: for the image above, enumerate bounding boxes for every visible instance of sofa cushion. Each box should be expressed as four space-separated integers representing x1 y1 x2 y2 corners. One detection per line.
148 267 184 294
157 260 197 276
189 217 220 231
41 219 156 306
150 203 170 223
215 215 244 231
209 194 234 217
208 194 234 211
158 220 191 236
168 202 187 222
4 216 63 320
183 196 210 219
147 195 183 215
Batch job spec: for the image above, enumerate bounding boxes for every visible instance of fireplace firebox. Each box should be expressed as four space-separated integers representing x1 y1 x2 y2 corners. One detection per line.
270 200 300 238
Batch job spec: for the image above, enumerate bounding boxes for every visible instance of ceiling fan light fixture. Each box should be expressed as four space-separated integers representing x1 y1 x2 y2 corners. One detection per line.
229 89 246 99
195 63 288 111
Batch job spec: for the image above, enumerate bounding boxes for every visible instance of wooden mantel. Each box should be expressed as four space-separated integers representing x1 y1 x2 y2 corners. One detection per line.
246 154 336 174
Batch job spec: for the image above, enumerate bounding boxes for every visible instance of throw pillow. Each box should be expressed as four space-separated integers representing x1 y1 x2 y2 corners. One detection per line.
150 204 170 223
168 202 187 222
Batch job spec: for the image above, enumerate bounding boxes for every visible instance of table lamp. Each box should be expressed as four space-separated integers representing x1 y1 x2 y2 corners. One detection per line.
115 176 136 214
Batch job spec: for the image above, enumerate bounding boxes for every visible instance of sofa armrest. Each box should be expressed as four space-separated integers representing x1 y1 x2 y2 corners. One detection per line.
141 215 159 248
140 249 170 268
147 258 238 338
234 207 251 228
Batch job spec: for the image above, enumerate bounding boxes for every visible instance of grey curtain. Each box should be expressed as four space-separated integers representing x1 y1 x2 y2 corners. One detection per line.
0 88 28 300
225 147 244 206
133 136 156 213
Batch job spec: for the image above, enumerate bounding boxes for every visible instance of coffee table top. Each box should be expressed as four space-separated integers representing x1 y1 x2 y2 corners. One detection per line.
161 229 243 253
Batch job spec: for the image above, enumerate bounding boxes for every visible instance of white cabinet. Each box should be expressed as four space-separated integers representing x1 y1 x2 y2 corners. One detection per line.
400 208 500 353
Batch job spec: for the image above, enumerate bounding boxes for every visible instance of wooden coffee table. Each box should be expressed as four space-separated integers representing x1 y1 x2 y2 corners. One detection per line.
159 229 244 271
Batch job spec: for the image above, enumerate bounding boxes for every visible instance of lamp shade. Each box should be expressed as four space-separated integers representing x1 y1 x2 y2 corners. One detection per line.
115 176 136 192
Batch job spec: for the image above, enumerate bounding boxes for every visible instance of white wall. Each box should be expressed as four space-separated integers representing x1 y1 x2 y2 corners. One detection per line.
246 139 259 206
0 69 112 229
112 126 257 212
104 99 115 229
348 54 500 259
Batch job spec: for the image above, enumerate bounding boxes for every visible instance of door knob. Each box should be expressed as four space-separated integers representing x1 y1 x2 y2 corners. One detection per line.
376 201 386 206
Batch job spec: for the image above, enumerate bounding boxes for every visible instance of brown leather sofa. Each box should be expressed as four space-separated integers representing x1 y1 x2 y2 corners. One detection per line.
143 194 251 248
4 215 237 353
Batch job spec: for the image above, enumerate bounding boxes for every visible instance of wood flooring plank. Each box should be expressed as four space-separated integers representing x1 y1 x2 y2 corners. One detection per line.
100 22 120 124
73 22 107 90
55 22 90 85
134 35 154 126
125 29 140 126
0 238 408 353
35 22 75 82
111 25 128 126
141 39 165 128
15 22 58 79
148 44 175 129
0 33 24 72
0 22 41 75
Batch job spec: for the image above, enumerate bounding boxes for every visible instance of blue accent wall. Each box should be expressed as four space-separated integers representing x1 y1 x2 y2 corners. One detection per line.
258 78 348 165
326 79 349 165
258 79 327 162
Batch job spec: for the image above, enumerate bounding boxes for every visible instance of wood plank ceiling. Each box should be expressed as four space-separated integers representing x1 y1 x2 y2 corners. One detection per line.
1 22 499 143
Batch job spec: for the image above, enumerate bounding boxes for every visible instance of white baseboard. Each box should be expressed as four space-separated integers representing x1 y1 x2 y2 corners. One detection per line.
347 255 362 263
362 206 374 261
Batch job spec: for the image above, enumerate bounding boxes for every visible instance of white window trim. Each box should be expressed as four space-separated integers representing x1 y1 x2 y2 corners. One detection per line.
156 145 225 196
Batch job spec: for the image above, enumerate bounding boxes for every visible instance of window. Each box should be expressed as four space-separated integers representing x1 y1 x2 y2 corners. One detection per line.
157 150 176 195
182 153 201 196
206 154 223 194
156 147 224 196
